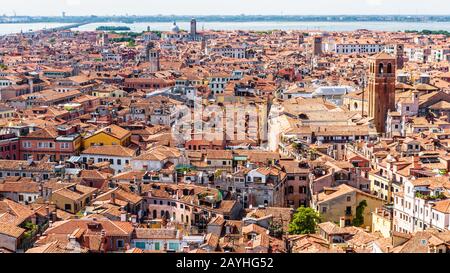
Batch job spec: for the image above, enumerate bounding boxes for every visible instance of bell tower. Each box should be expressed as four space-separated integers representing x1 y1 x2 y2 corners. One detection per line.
146 42 160 73
368 52 396 133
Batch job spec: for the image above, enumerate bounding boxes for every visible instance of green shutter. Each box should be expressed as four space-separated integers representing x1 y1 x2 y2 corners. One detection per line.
135 242 145 249
168 242 179 251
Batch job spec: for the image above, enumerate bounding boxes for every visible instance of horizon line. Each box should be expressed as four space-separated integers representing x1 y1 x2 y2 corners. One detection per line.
4 14 450 17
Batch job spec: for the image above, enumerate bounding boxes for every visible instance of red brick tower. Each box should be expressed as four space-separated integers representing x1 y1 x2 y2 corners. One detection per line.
368 52 396 133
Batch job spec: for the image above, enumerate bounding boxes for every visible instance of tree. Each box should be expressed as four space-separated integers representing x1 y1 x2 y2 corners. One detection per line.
288 207 321 235
269 220 284 239
352 200 368 227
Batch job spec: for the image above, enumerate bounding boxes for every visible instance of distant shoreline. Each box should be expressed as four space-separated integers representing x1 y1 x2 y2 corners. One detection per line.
3 20 450 35
2 15 450 24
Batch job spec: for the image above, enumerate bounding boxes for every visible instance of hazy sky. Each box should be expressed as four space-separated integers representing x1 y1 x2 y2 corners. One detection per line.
3 0 450 16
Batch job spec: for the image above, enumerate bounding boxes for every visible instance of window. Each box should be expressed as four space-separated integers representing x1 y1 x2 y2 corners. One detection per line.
64 204 72 211
378 63 384 74
154 242 160 250
347 196 351 202
135 242 145 249
345 206 352 215
288 186 294 194
38 142 54 149
322 207 327 213
299 186 307 194
117 240 124 248
117 159 122 165
22 142 31 148
60 143 70 149
168 242 179 251
387 63 393 74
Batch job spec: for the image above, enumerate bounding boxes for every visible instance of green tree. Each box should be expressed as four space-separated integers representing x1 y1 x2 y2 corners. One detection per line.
288 206 321 235
127 40 136 47
352 200 368 227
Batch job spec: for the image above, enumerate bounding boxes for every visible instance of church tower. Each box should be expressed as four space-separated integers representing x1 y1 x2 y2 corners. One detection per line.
368 52 396 133
395 44 405 70
312 36 323 56
190 18 197 40
146 42 160 73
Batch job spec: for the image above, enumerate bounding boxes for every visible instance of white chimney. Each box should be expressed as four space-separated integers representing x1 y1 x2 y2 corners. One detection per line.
28 78 33 93
339 217 346 228
120 210 127 222
69 235 77 246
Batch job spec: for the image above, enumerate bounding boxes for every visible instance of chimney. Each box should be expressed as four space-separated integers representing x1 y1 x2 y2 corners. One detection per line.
69 234 77 246
412 156 420 169
45 205 50 219
136 180 142 195
339 217 346 228
131 215 137 224
110 192 116 205
27 155 34 165
120 209 127 222
28 78 33 93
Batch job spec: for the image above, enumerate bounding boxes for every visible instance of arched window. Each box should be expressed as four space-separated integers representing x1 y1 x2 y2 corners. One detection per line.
354 102 358 110
387 63 393 74
378 63 384 74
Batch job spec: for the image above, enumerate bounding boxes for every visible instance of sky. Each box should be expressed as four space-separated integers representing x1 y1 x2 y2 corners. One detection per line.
2 0 450 16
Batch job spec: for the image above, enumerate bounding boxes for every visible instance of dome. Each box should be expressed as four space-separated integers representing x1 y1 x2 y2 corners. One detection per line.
171 21 180 33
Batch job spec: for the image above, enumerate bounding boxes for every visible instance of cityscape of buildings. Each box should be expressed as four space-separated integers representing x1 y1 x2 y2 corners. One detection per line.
0 14 449 255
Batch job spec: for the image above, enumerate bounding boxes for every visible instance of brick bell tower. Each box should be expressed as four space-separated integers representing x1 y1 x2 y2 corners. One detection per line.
368 52 396 133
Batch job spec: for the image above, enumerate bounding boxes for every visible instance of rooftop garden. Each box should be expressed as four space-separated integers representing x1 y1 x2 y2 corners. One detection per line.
415 192 446 201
